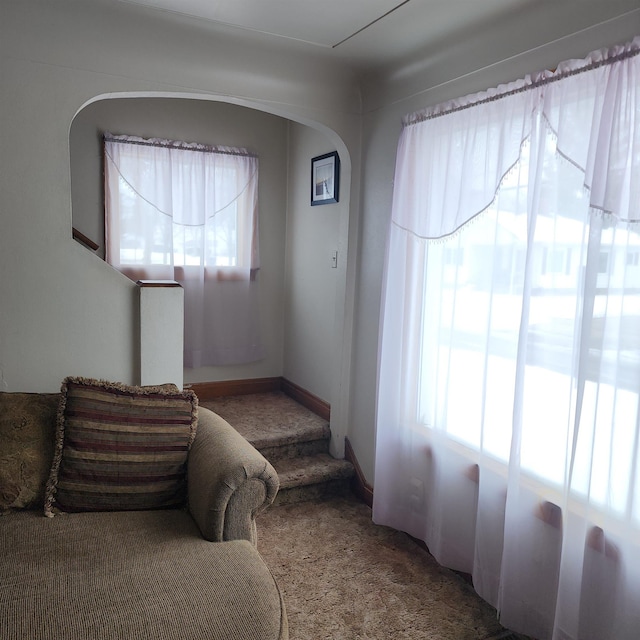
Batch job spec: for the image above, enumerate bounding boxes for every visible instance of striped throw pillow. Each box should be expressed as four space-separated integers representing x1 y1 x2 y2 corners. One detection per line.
44 378 198 516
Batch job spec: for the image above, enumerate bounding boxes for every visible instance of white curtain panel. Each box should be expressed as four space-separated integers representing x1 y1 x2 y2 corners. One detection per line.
374 37 640 640
104 135 263 367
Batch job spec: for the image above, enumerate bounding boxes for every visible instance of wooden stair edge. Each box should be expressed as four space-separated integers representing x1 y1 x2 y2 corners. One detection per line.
72 227 100 251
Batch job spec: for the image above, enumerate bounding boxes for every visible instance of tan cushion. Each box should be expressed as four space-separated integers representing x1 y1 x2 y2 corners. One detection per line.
44 377 198 516
0 393 59 512
0 510 288 640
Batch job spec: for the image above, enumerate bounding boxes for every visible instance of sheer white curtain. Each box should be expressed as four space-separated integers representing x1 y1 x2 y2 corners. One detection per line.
374 38 640 640
104 134 263 367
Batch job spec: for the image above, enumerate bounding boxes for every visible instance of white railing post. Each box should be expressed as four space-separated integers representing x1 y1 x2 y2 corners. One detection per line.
137 280 184 389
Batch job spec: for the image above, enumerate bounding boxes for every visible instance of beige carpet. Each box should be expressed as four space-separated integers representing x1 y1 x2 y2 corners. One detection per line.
200 392 329 450
257 494 508 640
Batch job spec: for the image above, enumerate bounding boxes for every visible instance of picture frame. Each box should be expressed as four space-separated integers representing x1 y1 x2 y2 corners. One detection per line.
311 151 340 205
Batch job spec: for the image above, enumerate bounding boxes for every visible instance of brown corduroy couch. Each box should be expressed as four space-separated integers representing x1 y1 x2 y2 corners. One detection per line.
0 392 288 640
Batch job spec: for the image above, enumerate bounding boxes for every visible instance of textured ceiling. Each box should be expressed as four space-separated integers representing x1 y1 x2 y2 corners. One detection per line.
111 0 639 72
119 0 406 48
115 0 532 65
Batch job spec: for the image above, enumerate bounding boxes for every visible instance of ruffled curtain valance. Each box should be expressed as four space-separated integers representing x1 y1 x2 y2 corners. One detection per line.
394 36 640 241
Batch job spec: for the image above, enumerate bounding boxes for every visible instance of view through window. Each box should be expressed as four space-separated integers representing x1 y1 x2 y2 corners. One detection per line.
104 134 263 367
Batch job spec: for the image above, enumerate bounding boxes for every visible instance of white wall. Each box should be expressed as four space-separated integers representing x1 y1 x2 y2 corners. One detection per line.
70 97 290 384
283 123 345 404
3 0 637 482
70 97 347 394
0 0 360 445
348 8 640 483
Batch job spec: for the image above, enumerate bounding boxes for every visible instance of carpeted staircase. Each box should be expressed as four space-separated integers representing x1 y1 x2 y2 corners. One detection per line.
199 392 355 505
201 392 533 640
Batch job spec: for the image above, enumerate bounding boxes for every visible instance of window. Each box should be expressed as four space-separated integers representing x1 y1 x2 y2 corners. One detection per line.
541 247 571 275
374 39 640 640
598 250 609 273
104 134 263 367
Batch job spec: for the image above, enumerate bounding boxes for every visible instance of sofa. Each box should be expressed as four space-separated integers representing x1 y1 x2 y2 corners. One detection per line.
0 383 288 640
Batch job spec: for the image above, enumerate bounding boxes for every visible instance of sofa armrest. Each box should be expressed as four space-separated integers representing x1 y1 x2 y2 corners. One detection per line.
187 406 279 546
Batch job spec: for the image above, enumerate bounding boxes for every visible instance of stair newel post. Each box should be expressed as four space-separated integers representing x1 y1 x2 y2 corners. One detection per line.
137 280 184 389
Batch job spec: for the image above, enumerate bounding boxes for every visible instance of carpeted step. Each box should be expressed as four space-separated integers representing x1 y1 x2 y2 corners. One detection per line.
199 392 330 461
199 392 356 504
257 436 330 462
273 453 356 506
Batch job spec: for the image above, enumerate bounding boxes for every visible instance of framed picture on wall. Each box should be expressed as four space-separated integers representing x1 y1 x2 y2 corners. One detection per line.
311 151 340 205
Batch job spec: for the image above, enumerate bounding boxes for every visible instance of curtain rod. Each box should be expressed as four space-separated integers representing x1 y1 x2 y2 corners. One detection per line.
405 40 640 126
103 133 257 158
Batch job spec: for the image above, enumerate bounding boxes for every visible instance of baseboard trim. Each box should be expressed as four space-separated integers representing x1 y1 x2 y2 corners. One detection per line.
281 378 331 422
187 377 281 399
345 437 374 508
